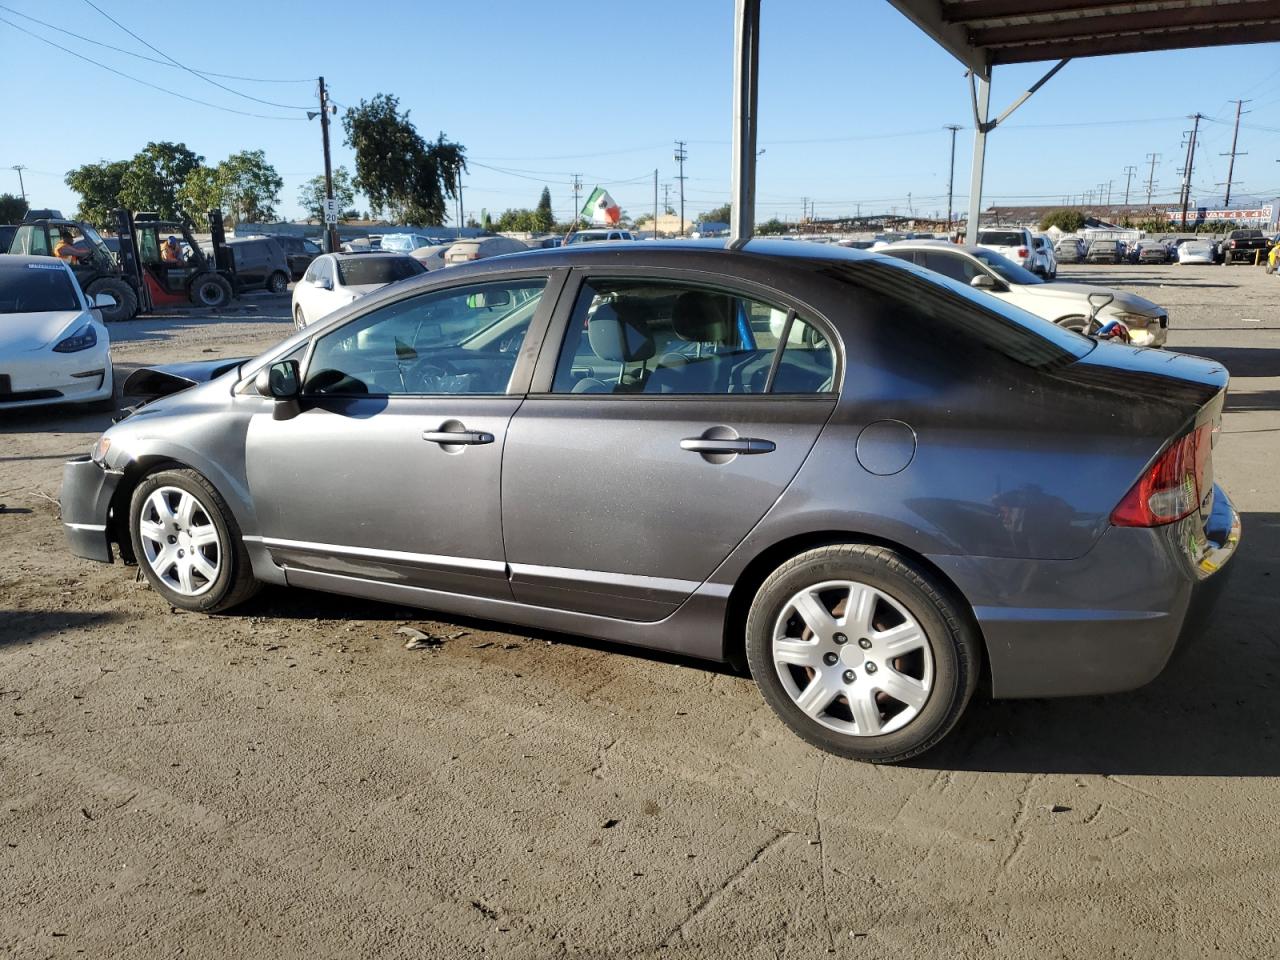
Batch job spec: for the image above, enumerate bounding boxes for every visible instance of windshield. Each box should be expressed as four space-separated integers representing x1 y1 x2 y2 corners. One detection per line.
970 247 1043 285
336 256 425 286
977 230 1024 247
0 262 80 313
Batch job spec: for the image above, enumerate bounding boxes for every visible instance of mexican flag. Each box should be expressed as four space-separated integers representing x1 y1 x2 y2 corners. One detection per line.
581 186 621 225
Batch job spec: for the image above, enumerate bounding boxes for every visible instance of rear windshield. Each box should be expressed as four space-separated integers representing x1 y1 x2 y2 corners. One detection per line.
822 257 1090 370
336 256 425 286
0 263 79 314
978 230 1024 247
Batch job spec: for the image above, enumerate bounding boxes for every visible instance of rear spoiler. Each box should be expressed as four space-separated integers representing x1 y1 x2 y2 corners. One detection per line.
122 357 250 400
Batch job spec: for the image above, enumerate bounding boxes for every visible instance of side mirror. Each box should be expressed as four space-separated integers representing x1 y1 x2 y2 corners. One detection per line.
256 359 302 420
970 274 996 290
314 277 333 291
92 292 118 309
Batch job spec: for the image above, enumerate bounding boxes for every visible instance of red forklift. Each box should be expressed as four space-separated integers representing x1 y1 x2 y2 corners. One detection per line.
115 209 237 312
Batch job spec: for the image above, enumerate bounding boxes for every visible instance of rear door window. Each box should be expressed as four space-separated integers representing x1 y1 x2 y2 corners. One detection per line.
550 278 835 395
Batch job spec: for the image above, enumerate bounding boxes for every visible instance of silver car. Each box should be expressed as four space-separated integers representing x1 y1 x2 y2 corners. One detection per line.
61 241 1239 763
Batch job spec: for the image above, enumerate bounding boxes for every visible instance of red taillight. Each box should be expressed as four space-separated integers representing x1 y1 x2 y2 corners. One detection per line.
1017 246 1028 258
1111 423 1212 527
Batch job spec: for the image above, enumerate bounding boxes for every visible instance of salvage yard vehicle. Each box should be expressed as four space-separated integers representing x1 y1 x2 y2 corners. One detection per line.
1131 239 1171 264
0 255 114 409
975 227 1039 273
1178 239 1218 265
1085 238 1123 263
1053 236 1084 263
444 236 530 266
61 240 1238 763
225 237 292 294
9 211 139 322
1219 228 1270 264
291 251 425 329
1030 234 1057 278
883 241 1169 346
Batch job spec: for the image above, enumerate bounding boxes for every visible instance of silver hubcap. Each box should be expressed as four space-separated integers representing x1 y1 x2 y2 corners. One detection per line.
772 580 933 737
138 486 222 597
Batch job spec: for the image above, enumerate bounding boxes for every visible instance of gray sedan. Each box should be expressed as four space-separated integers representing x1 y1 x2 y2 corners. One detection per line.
61 241 1240 763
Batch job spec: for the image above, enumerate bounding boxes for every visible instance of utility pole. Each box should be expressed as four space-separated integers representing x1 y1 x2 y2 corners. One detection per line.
310 77 340 253
1145 153 1160 205
455 170 465 237
1220 99 1250 207
944 124 960 232
653 169 658 239
1122 165 1137 206
800 196 809 222
1180 113 1203 227
673 140 688 237
662 183 672 218
570 174 583 232
9 165 26 202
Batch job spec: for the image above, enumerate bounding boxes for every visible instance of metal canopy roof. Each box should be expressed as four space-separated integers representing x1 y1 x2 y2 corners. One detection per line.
887 0 1280 73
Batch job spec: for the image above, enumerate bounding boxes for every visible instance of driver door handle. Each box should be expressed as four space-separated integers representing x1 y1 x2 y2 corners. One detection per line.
679 437 775 455
422 429 494 445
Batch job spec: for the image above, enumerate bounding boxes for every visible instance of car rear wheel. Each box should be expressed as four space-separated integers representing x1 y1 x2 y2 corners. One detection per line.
129 468 259 613
267 271 289 295
190 274 233 309
745 544 979 763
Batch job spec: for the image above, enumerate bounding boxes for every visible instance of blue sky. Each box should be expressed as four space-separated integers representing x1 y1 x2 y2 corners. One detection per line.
2 0 1279 225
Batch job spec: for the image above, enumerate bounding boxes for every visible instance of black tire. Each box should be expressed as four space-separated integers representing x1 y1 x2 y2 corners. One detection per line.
129 468 260 613
190 273 234 309
85 277 138 323
745 544 980 763
267 271 289 295
293 306 307 331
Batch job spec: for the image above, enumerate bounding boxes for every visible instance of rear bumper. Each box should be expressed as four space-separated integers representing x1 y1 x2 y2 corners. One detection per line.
60 455 122 563
931 484 1240 699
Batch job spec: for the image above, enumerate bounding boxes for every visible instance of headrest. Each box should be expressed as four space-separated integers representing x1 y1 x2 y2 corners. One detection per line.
587 299 654 363
671 291 733 342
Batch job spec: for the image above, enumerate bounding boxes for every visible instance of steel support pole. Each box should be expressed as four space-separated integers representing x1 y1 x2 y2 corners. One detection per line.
965 72 991 245
728 0 761 250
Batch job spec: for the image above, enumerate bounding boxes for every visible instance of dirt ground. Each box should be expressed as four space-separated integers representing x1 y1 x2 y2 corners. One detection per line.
2 266 1279 959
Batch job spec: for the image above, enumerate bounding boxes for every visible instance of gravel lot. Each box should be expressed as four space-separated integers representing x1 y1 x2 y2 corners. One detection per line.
3 265 1279 959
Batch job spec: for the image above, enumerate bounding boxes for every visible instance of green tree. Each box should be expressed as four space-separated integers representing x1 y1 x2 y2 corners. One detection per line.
341 94 465 224
535 186 554 232
297 167 358 222
0 192 29 223
176 166 225 224
120 142 204 219
699 202 732 224
1037 209 1086 233
64 159 130 227
757 217 788 235
495 208 542 232
219 150 283 224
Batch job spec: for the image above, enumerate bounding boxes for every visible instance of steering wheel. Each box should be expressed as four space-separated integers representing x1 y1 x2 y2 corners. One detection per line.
405 355 461 391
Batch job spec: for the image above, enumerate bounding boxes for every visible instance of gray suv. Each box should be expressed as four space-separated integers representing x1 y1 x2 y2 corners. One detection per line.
60 241 1239 762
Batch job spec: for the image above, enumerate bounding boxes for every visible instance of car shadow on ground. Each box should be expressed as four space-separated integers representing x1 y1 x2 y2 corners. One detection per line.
1170 346 1280 378
0 609 125 648
233 584 743 677
913 510 1280 777
1225 390 1280 413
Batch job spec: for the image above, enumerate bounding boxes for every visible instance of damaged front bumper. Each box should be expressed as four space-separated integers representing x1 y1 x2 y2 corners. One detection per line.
61 455 122 562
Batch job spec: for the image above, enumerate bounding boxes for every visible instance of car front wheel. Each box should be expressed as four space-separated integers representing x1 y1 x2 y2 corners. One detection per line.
129 468 260 613
745 544 979 763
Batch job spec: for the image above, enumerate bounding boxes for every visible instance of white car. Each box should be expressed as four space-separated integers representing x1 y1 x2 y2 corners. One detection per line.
291 252 426 329
565 229 634 244
1177 240 1217 265
1031 233 1058 279
976 227 1040 274
0 256 114 410
377 233 435 253
883 243 1169 347
443 236 530 266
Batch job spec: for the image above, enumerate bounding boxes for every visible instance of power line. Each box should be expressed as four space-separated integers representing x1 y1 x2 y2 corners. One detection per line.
0 3 311 82
0 15 302 120
80 0 310 110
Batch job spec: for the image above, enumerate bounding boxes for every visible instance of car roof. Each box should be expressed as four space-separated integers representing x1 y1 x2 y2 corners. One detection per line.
0 253 72 271
331 250 415 261
444 237 876 269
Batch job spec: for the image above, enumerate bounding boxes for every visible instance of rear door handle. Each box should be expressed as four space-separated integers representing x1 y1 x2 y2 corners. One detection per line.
680 437 775 455
422 429 494 445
